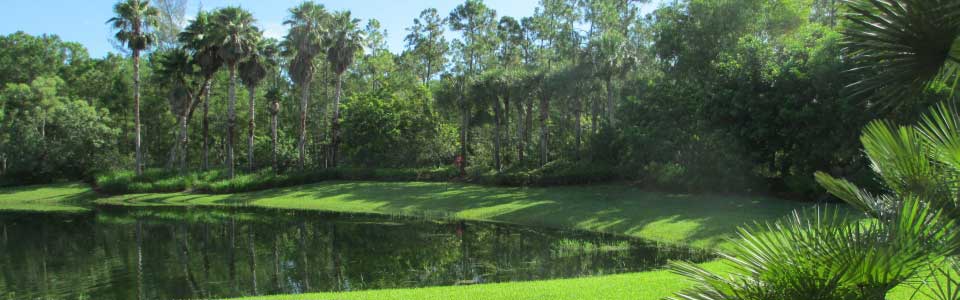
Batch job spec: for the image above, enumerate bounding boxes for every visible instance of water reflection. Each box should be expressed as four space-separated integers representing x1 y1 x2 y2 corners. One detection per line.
0 206 713 300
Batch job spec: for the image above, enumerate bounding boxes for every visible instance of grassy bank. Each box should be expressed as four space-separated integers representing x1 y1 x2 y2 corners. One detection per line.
99 181 808 249
0 183 93 212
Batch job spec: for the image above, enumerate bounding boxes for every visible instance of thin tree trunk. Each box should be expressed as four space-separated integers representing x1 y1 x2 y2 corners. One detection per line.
271 100 279 172
167 126 179 170
591 95 599 135
458 81 469 176
179 113 189 173
493 95 502 172
298 81 311 170
227 66 237 178
133 50 143 176
202 82 211 171
330 74 343 168
516 97 525 162
539 93 549 167
247 86 256 172
606 77 615 127
524 96 533 162
575 98 582 161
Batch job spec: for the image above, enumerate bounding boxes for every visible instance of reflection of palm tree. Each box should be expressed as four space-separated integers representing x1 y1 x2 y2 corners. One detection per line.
273 234 282 292
298 221 311 291
136 219 144 300
229 218 238 292
173 224 201 297
248 228 258 295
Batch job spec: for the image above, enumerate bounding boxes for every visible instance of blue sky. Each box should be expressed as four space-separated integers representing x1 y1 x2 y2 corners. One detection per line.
0 0 541 58
1 1 661 58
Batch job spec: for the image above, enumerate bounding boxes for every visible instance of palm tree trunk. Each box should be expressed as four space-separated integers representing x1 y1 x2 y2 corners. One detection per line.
227 65 237 178
271 100 279 172
133 49 143 176
202 82 211 171
178 113 189 173
330 74 343 168
247 85 256 172
298 80 311 170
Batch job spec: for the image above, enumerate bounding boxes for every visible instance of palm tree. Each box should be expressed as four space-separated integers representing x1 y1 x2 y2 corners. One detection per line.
153 48 195 172
284 2 328 170
843 0 960 106
179 11 223 171
265 87 283 172
239 38 279 171
108 0 160 176
210 7 260 178
325 11 364 168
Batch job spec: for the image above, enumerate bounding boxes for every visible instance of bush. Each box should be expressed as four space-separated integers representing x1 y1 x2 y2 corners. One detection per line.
95 166 462 195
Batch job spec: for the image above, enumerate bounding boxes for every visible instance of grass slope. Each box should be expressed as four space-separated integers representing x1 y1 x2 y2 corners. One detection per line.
99 181 807 249
0 183 93 212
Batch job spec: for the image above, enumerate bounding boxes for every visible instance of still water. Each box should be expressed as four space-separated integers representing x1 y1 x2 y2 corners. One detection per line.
0 206 713 300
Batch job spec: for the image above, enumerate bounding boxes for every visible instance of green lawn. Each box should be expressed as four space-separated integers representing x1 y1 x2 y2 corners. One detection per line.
0 182 928 300
0 183 93 212
98 181 808 249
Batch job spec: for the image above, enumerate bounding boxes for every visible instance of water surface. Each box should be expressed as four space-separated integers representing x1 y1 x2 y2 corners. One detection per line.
0 206 712 300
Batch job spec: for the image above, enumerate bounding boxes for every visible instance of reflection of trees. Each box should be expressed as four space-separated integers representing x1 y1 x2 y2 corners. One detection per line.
0 207 714 299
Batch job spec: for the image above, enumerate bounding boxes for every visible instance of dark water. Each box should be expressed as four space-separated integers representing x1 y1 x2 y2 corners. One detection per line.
0 206 713 300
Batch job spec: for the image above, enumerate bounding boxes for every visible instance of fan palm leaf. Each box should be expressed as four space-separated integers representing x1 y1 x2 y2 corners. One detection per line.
842 0 960 104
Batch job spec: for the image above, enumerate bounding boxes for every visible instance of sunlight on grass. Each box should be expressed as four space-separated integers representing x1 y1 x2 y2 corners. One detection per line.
0 183 93 212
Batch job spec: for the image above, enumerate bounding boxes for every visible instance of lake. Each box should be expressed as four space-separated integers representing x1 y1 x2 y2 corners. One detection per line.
0 206 713 300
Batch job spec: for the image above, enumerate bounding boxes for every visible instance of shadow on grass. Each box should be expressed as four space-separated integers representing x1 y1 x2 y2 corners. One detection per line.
191 181 811 248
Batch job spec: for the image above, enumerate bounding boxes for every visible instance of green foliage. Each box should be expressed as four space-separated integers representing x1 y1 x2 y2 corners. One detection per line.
340 90 450 167
843 0 960 105
671 200 957 300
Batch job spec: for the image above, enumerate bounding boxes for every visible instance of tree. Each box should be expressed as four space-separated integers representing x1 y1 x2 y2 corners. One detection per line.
842 0 960 107
405 8 449 85
210 7 261 178
108 0 160 176
239 38 279 171
449 0 497 175
153 48 196 171
284 2 329 170
264 87 284 171
325 11 365 168
179 11 224 171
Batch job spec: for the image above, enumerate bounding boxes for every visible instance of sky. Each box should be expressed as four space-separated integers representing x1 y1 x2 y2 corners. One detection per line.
0 0 544 58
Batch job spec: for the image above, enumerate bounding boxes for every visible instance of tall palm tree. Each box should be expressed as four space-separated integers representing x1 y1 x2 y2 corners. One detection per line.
108 0 160 176
179 11 223 171
325 11 364 168
239 38 279 171
284 2 328 170
210 7 261 178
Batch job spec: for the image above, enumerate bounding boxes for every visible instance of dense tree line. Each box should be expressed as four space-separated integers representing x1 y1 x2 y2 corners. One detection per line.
0 0 946 198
